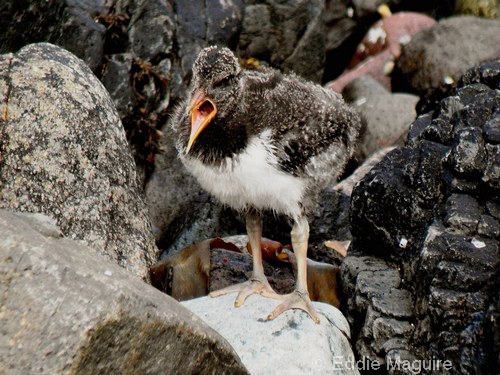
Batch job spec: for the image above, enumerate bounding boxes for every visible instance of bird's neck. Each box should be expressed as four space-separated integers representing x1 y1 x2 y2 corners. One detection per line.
189 115 249 166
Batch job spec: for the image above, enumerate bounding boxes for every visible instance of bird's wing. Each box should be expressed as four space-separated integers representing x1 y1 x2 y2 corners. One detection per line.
241 71 360 176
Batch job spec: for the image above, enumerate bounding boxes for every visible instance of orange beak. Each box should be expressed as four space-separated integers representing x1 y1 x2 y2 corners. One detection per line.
186 91 217 154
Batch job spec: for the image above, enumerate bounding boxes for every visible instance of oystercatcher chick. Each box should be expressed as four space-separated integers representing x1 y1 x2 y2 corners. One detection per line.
171 46 362 323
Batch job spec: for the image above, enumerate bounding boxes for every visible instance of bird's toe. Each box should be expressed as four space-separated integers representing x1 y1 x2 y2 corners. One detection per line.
267 289 320 324
210 277 280 308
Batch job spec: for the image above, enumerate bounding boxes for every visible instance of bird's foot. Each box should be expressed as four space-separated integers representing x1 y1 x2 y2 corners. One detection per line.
267 289 320 324
209 276 280 308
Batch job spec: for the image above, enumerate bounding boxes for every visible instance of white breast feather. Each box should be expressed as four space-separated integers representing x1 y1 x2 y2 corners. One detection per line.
183 132 305 220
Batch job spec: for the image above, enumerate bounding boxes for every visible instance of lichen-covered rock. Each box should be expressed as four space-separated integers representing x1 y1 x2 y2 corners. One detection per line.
0 209 248 374
348 61 499 373
394 16 500 95
0 43 157 280
183 294 358 375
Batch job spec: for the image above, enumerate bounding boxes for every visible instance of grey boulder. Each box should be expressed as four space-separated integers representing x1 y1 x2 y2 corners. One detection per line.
394 16 500 95
0 209 248 375
183 294 359 375
0 43 157 280
343 76 418 160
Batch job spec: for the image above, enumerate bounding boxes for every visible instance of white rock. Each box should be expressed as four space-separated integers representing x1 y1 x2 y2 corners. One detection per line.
183 294 360 375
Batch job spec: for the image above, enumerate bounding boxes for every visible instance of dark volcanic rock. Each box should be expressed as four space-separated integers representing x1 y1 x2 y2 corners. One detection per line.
352 61 500 258
350 143 447 256
0 43 157 281
451 127 487 174
321 0 358 82
444 194 481 235
348 61 500 374
173 0 243 87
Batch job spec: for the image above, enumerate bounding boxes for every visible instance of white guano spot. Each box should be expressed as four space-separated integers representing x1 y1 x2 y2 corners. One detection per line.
367 26 386 45
399 237 408 249
471 238 486 249
444 76 454 85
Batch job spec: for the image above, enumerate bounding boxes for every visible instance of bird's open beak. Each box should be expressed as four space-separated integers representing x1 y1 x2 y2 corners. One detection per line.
186 91 217 154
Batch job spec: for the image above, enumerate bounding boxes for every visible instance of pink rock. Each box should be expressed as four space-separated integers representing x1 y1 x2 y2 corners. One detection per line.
327 12 436 92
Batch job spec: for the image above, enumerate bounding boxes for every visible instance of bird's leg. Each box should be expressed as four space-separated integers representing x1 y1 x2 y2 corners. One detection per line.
209 211 280 307
267 216 321 324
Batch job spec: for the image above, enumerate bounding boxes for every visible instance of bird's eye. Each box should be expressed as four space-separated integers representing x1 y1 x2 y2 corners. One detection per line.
213 76 231 87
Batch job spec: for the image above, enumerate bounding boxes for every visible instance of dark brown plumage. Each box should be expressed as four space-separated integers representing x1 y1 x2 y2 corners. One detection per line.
171 46 363 323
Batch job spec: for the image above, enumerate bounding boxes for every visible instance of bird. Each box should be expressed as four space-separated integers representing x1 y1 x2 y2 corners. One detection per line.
170 46 362 323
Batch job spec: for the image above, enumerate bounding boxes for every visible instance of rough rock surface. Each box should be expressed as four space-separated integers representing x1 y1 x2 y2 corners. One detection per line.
321 0 358 82
343 76 418 160
334 147 395 197
340 255 414 366
237 0 326 82
145 130 212 246
183 294 359 375
0 209 249 374
351 61 499 257
347 61 499 373
394 16 500 95
0 0 107 73
0 43 157 280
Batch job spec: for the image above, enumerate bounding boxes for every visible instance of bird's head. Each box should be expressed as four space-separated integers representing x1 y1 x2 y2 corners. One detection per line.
186 46 242 154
